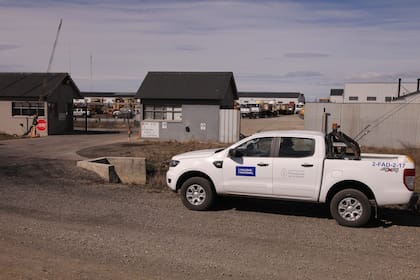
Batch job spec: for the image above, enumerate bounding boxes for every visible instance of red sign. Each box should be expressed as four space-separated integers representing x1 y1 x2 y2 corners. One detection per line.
36 119 47 131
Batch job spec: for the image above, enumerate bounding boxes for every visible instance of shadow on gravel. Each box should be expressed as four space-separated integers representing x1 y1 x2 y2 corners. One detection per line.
375 208 420 228
215 197 420 228
71 130 121 135
215 197 331 219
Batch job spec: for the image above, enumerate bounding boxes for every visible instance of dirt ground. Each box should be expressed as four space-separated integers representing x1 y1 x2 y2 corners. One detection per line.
1 115 420 280
0 133 16 141
240 114 304 136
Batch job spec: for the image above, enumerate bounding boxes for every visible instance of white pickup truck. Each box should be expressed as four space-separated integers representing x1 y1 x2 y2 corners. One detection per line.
166 129 418 227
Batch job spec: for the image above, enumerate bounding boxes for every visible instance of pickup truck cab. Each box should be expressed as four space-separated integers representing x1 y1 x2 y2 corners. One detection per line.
166 129 418 227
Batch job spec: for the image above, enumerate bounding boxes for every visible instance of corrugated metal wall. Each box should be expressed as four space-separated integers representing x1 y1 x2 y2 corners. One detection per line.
305 103 420 148
219 109 240 143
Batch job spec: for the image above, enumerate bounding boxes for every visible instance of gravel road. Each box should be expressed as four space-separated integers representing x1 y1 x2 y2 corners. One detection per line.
240 114 304 136
1 116 420 279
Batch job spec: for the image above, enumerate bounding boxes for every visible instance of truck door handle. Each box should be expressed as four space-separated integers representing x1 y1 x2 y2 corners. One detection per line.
257 163 269 167
301 163 314 167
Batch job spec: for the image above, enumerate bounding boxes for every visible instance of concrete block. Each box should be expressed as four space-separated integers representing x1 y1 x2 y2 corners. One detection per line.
107 157 146 185
77 157 146 185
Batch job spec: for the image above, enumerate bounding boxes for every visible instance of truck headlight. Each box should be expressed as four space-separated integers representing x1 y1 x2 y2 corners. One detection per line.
169 160 180 167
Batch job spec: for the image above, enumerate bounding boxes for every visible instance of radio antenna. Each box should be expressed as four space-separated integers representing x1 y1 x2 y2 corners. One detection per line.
47 18 63 72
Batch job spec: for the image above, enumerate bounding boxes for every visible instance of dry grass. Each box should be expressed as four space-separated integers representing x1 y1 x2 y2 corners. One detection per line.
77 140 227 189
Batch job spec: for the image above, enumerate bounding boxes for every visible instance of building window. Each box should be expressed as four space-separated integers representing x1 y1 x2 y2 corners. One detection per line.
349 96 358 101
385 97 392 102
12 101 45 116
144 105 182 121
366 96 377 101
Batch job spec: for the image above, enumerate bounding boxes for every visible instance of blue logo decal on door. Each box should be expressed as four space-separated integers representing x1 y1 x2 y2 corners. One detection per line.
236 166 256 176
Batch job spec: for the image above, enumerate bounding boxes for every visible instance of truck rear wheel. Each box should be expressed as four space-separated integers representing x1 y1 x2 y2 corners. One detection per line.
330 189 372 227
180 177 215 211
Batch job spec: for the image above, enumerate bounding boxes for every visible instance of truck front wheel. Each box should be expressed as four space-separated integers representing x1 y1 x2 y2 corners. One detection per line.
180 177 215 211
330 189 372 227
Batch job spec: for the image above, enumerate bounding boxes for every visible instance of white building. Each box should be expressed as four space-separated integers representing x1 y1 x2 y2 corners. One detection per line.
329 89 344 103
330 79 420 103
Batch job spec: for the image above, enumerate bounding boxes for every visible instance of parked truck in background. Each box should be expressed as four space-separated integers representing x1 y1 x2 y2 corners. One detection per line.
241 101 297 118
279 103 295 115
295 102 304 114
240 103 262 119
259 101 276 118
248 103 261 118
166 126 418 227
240 104 251 118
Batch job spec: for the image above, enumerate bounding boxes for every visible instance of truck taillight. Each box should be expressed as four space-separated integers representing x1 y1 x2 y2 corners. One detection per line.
403 169 416 191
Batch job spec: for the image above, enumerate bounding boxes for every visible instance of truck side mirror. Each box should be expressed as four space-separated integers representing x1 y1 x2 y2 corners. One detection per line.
228 148 243 158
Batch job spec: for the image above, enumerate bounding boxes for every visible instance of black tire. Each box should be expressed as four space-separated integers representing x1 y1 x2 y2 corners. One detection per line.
330 189 372 227
180 177 215 211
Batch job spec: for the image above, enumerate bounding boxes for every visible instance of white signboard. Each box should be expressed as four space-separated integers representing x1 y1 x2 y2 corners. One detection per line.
141 121 159 138
200 122 206 131
161 122 167 129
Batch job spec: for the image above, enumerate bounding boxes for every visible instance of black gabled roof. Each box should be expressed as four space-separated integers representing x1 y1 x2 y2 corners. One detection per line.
136 72 238 101
0 72 81 100
80 91 136 98
238 92 302 98
330 89 344 96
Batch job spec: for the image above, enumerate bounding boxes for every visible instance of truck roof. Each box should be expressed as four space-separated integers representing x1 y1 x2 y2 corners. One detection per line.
251 130 325 138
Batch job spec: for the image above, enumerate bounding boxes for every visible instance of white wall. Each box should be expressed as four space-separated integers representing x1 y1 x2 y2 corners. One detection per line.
304 102 420 148
330 95 344 103
0 101 48 136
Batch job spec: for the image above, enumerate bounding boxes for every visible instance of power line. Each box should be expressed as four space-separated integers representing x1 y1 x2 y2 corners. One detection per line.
354 93 419 141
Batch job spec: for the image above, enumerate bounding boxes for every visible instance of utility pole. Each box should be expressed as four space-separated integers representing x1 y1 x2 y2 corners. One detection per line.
90 52 93 91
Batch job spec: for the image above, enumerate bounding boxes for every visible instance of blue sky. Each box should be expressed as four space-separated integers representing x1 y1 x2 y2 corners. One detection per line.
1 0 420 99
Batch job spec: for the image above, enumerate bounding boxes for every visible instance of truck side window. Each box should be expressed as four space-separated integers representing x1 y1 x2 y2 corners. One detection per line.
236 137 273 157
279 137 315 158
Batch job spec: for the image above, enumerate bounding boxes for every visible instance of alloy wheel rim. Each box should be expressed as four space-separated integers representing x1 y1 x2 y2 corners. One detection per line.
338 197 363 221
186 184 206 206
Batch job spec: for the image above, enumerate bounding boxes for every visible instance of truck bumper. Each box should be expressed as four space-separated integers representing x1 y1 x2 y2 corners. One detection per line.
166 170 178 192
